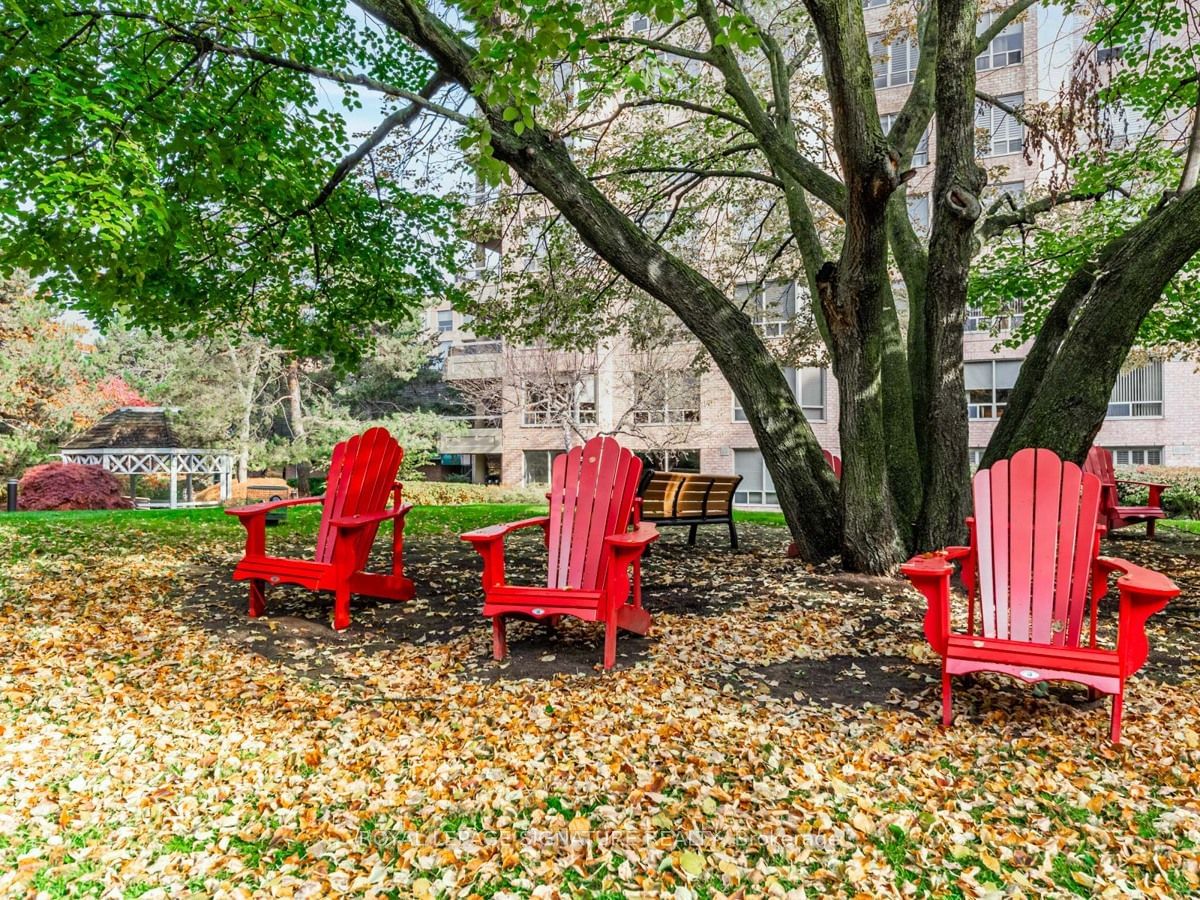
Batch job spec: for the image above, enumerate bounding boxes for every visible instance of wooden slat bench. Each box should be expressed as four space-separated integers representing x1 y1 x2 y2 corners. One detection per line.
635 470 743 548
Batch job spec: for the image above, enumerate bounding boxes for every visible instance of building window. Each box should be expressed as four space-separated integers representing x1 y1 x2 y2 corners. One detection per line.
525 219 553 272
522 377 598 427
965 299 1024 333
628 12 651 33
632 372 701 424
1107 362 1163 418
871 34 920 88
524 449 565 485
907 194 930 235
736 279 797 338
966 359 1022 419
969 448 986 469
976 12 1023 70
880 113 930 166
636 449 701 472
1101 103 1149 149
976 93 1024 157
436 310 454 332
1096 44 1124 64
1107 446 1163 467
984 181 1026 206
733 449 776 506
734 367 826 422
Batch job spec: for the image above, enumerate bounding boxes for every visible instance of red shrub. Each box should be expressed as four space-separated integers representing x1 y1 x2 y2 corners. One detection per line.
18 463 133 511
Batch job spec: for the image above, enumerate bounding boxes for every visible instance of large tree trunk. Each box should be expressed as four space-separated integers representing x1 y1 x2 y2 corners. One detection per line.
880 281 922 544
805 0 906 572
915 0 982 549
985 186 1200 464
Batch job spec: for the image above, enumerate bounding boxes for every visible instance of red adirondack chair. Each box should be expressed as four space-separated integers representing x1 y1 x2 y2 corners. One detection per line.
227 427 414 631
462 435 659 669
1083 446 1167 538
822 449 843 480
902 448 1178 743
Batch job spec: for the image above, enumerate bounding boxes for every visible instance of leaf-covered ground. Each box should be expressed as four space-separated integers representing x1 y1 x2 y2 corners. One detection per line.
0 507 1198 898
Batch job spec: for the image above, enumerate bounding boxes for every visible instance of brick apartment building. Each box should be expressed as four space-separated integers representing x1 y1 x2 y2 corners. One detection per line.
431 2 1199 501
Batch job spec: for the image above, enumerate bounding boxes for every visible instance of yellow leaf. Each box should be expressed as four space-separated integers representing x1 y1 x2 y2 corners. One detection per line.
700 797 718 815
678 850 705 877
979 850 1002 875
568 816 590 835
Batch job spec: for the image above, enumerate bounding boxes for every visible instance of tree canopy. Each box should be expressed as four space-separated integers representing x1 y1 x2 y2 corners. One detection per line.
1 0 463 360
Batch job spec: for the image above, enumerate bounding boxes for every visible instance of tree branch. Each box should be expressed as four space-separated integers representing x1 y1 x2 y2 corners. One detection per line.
593 166 783 188
299 70 449 217
975 0 1037 54
977 189 1112 239
591 33 712 63
65 8 470 124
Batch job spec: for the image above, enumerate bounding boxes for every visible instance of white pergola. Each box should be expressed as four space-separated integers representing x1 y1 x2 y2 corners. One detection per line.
60 408 234 509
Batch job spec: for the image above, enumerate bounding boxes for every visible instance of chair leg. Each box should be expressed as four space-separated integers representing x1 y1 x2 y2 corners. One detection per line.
632 558 643 609
1110 690 1124 744
248 580 266 618
603 618 618 670
492 616 507 661
941 667 954 727
728 519 738 550
687 523 698 546
332 586 351 632
1146 519 1156 539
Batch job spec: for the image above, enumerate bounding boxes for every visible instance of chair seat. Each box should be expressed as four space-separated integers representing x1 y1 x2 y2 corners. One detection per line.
484 585 606 620
232 555 330 591
945 634 1122 693
1114 505 1166 519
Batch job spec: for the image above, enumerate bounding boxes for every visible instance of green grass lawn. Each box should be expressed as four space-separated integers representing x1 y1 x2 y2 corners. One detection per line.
0 502 789 563
1162 518 1200 535
0 503 547 562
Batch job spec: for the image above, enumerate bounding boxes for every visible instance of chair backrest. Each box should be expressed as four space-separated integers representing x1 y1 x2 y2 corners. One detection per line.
1082 446 1116 488
822 449 843 480
314 427 404 567
971 448 1103 647
638 470 686 519
546 436 642 590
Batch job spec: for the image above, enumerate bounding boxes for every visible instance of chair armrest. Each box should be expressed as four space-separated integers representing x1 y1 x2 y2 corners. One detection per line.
1115 479 1169 491
1097 557 1179 599
461 516 550 544
329 503 414 530
225 496 325 518
901 551 961 657
1098 556 1179 677
605 522 660 552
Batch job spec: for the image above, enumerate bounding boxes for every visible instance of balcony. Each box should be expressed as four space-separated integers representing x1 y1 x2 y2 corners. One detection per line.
444 340 504 380
438 415 502 455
